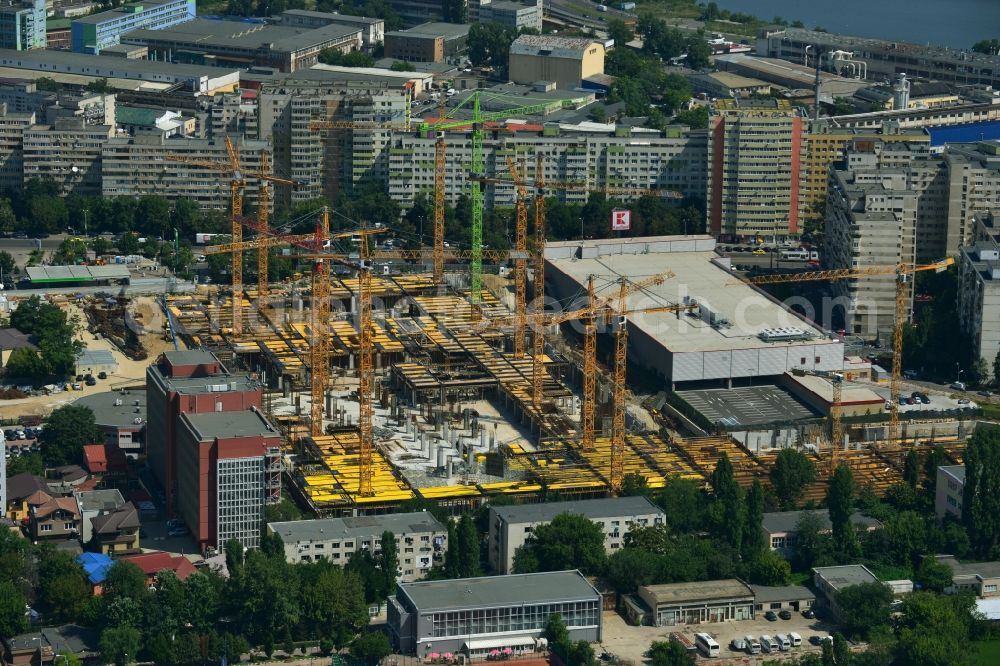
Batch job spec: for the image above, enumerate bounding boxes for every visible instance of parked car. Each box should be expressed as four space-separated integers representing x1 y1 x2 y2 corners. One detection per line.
167 526 190 537
801 608 815 619
85 377 96 386
978 390 991 398
778 610 792 620
958 398 971 405
764 611 778 621
98 372 107 379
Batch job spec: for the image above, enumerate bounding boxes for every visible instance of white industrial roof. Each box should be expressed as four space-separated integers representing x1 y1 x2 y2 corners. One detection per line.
545 238 839 354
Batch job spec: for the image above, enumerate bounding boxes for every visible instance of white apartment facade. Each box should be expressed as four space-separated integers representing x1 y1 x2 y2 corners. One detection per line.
488 497 665 575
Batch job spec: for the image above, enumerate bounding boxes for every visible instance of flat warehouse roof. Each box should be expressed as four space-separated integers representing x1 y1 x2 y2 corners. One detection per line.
269 511 445 542
182 409 276 440
641 579 754 605
27 265 130 282
400 570 599 612
493 496 662 524
675 386 817 427
123 18 360 51
545 238 839 355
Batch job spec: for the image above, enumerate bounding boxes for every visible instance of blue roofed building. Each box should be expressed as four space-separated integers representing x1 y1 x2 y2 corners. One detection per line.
71 0 195 54
76 551 114 589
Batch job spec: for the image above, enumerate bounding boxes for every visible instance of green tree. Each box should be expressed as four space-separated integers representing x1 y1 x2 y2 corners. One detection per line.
318 49 376 67
794 511 834 572
467 22 517 75
104 561 148 603
647 639 696 666
444 519 460 578
99 626 141 666
709 453 745 557
35 77 62 91
0 250 14 276
588 105 608 123
379 530 398 598
543 612 569 647
40 404 100 466
6 452 43 476
298 560 368 646
827 463 859 559
894 591 974 666
745 550 791 585
685 35 711 69
351 631 392 665
770 448 817 509
0 580 28 638
6 347 48 379
604 547 663 594
972 39 1000 55
915 556 953 594
832 633 851 666
607 18 632 47
657 477 708 533
673 106 709 129
457 514 480 577
963 427 1000 556
885 511 926 566
620 472 649 496
512 513 607 575
390 60 415 71
37 547 90 623
903 449 920 489
835 581 893 640
742 480 766 561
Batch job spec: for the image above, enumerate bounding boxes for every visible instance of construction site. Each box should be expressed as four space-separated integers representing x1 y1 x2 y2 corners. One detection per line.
156 95 973 518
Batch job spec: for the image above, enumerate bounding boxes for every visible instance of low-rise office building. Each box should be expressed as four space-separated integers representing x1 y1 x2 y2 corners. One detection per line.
935 464 966 520
475 0 542 33
628 579 755 627
813 565 881 620
488 496 664 575
384 22 469 63
762 510 883 557
268 512 447 581
936 556 1000 598
388 570 602 656
278 9 384 48
73 390 147 457
750 585 816 614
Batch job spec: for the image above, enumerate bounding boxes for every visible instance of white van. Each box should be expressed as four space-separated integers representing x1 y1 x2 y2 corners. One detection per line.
745 636 761 655
760 635 778 654
789 632 802 647
776 634 791 651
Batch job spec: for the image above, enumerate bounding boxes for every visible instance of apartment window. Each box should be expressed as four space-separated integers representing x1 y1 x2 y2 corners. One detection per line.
64 522 75 530
40 524 52 532
986 585 997 593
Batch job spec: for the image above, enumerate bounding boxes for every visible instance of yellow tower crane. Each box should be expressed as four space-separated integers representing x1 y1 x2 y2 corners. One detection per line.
746 258 954 446
255 151 300 308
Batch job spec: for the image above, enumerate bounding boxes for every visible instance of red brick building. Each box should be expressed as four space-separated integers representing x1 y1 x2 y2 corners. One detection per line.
175 408 281 552
145 351 262 517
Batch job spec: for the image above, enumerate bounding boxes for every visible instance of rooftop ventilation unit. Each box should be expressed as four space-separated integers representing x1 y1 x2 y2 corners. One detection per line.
758 327 810 342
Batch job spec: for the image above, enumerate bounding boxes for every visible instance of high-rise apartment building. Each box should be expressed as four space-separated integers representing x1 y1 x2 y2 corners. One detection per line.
257 85 408 207
71 0 195 54
22 118 114 196
707 99 806 240
388 126 708 209
0 0 45 50
102 134 268 211
803 121 929 223
0 103 34 194
958 212 1000 371
176 408 281 551
146 351 263 518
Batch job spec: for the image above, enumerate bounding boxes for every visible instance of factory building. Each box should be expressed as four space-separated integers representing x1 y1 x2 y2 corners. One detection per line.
545 236 844 388
388 570 602 656
508 34 605 90
145 350 263 518
384 22 469 63
488 497 664 574
0 0 45 50
268 512 447 580
757 27 1000 88
707 98 807 240
70 0 195 54
122 18 363 72
277 10 384 48
176 408 281 551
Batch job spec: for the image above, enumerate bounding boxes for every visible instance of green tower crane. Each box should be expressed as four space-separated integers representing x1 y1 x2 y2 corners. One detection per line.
419 90 566 303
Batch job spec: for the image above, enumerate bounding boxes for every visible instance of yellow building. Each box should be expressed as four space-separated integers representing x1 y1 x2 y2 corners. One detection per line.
803 123 929 221
508 34 605 90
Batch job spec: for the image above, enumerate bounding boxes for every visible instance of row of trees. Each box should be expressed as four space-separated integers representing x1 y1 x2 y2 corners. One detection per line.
0 524 394 665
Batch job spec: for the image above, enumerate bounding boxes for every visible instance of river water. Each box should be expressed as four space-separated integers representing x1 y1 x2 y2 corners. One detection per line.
712 0 999 49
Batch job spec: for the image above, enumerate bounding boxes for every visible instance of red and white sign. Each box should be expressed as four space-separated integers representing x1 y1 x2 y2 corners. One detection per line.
611 209 631 231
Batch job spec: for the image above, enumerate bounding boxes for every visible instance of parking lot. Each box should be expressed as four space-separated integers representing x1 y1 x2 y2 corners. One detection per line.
600 611 841 664
676 385 818 427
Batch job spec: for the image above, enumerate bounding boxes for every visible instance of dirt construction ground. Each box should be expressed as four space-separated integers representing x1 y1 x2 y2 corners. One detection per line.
599 611 843 664
0 296 181 420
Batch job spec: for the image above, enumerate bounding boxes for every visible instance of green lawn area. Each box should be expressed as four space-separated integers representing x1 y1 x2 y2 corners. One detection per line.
972 639 1000 665
981 402 1000 420
633 0 702 19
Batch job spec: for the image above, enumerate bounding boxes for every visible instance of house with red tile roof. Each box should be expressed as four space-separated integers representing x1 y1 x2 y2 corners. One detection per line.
119 551 197 582
31 496 81 541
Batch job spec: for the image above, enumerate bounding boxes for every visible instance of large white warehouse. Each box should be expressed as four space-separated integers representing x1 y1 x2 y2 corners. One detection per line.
544 235 845 388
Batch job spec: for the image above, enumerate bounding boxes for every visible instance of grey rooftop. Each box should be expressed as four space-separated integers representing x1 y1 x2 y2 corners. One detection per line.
269 511 446 542
761 510 882 535
813 564 879 591
641 579 754 605
492 496 662 524
399 570 599 612
74 489 125 512
73 390 146 428
182 409 277 441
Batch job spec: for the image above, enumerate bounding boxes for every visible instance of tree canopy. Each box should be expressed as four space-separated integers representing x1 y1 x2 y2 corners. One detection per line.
963 426 1000 556
513 513 607 575
39 404 100 466
770 448 817 509
8 295 83 379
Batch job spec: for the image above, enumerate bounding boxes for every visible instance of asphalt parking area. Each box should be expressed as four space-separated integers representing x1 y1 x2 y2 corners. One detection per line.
676 385 819 427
